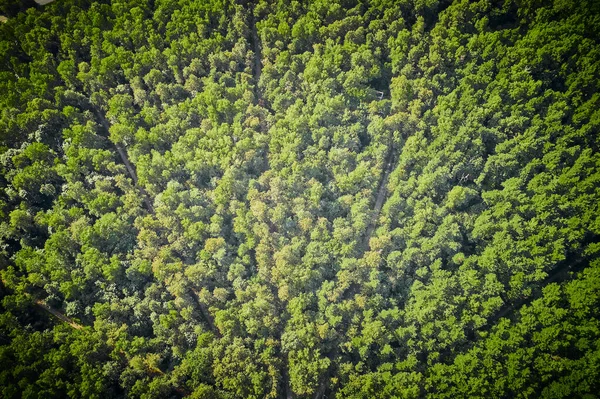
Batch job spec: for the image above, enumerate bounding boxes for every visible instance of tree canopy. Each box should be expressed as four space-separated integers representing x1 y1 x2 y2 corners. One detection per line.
1 0 599 397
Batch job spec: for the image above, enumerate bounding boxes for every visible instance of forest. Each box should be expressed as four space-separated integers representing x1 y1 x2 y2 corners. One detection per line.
0 0 599 397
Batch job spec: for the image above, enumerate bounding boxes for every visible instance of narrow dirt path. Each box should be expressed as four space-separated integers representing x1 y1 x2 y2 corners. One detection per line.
315 143 397 399
3 280 84 330
362 163 393 250
359 143 397 252
34 299 83 330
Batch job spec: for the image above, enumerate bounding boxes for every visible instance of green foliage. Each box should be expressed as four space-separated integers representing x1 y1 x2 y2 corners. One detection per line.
0 0 599 397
